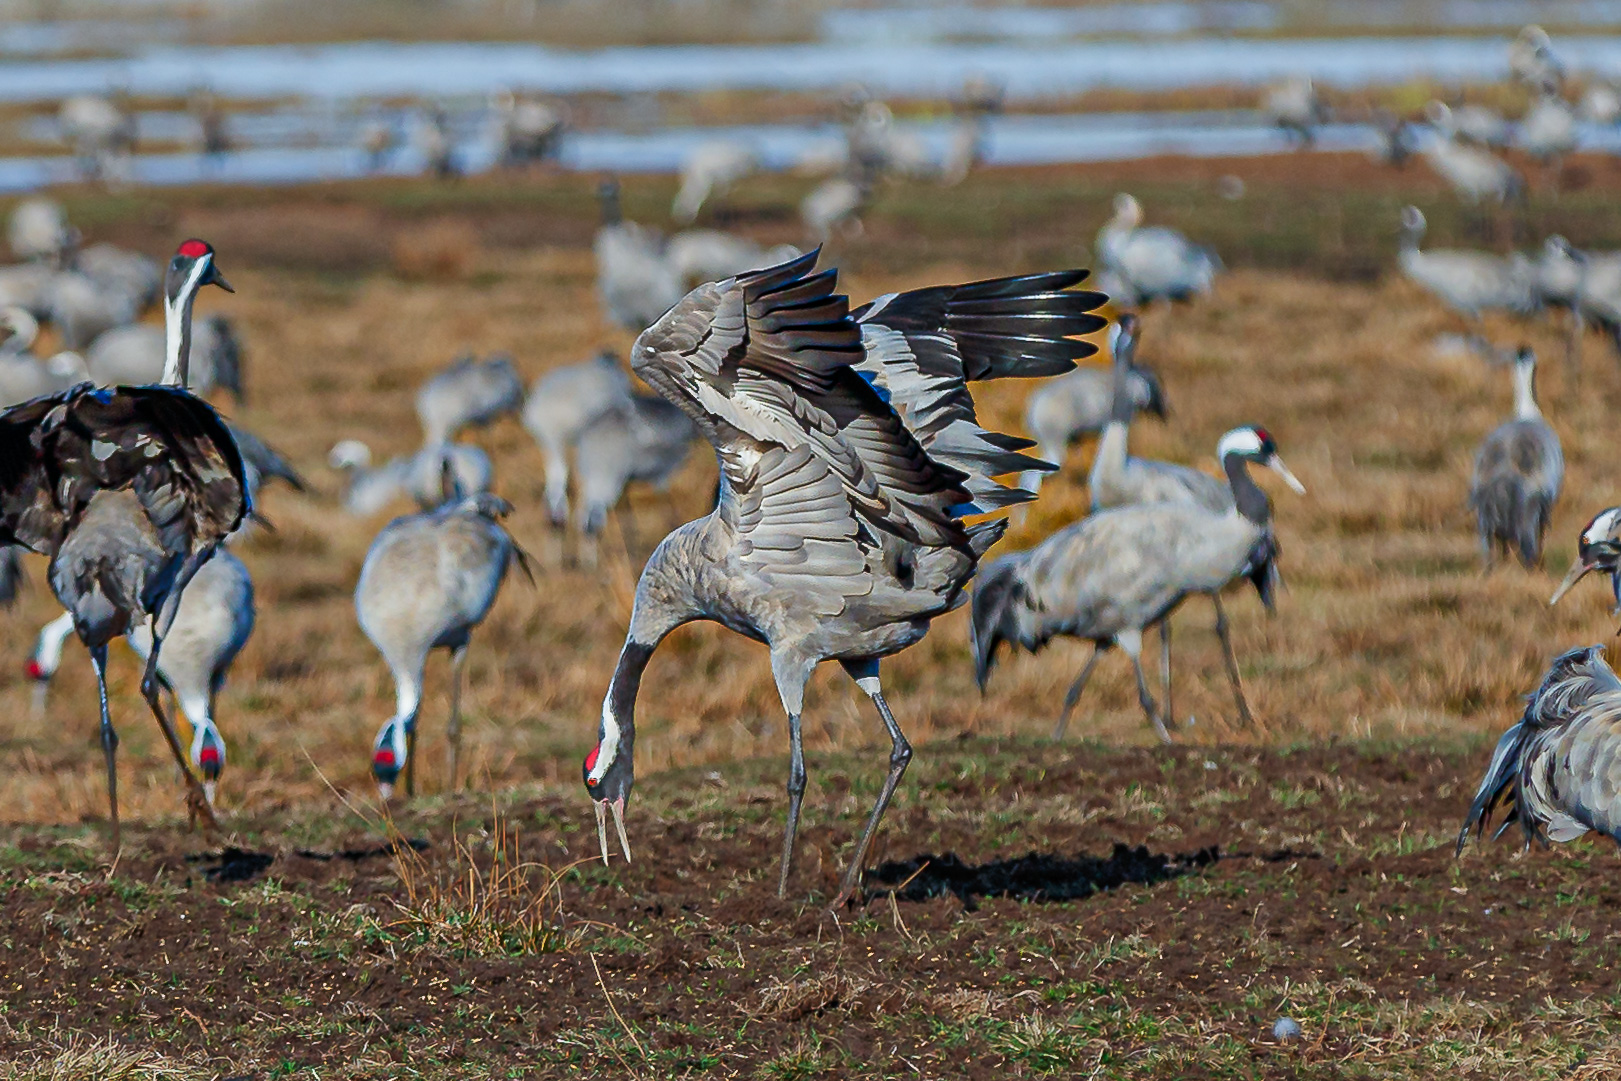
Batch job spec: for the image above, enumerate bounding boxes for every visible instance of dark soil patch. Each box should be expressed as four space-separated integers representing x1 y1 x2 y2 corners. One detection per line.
868 842 1220 909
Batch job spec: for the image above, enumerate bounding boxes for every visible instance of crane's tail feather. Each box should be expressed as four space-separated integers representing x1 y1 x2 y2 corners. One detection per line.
1456 721 1532 856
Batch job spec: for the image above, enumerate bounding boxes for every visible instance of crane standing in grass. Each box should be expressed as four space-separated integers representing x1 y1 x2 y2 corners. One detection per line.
358 482 528 799
1469 347 1562 570
579 251 1106 907
0 239 246 847
973 426 1304 743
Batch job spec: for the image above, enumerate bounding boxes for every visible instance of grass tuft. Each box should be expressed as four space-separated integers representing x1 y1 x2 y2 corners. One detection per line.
384 810 570 958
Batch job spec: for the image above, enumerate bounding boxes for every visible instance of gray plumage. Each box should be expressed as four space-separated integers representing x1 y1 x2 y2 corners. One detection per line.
522 349 634 525
1418 107 1523 205
672 140 759 224
1510 25 1564 95
1447 102 1511 148
595 179 684 332
73 244 162 311
1458 644 1621 855
416 352 524 443
46 270 141 351
1018 321 1167 495
1520 92 1578 164
8 198 76 265
59 94 135 180
357 491 525 798
0 308 85 408
1469 347 1562 569
329 438 490 515
665 230 801 291
573 393 697 553
1263 76 1327 147
581 252 1106 907
1087 315 1226 513
85 315 243 400
492 91 564 167
800 177 869 242
973 426 1303 743
1096 193 1221 305
1398 206 1537 324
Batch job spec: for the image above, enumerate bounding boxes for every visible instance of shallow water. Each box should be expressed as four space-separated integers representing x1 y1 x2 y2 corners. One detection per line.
9 107 1619 193
7 35 1621 106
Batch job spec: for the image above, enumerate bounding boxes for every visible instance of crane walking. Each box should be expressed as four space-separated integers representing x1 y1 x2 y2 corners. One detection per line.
0 239 246 846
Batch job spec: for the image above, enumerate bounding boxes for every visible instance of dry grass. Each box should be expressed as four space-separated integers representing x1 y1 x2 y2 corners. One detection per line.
384 807 569 957
0 173 1615 844
0 1035 210 1081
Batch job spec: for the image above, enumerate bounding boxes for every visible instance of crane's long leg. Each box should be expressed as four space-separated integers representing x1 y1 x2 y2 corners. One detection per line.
90 644 120 852
771 652 815 899
139 550 212 703
779 710 806 899
831 661 912 909
1119 628 1170 744
1052 643 1105 742
1159 620 1173 730
1211 593 1256 728
137 647 218 833
1567 307 1584 391
445 644 468 794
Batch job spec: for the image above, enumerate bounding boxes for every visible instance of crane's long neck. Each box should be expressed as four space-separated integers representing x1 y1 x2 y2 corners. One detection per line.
1090 337 1135 488
162 286 198 388
1224 455 1271 526
1512 358 1541 421
590 639 654 783
31 611 76 678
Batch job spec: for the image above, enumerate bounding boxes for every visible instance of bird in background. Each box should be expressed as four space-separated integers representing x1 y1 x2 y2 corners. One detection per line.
358 472 530 800
1468 346 1562 570
580 249 1105 908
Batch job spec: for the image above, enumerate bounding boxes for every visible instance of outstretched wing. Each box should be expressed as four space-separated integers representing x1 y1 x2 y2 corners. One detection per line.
0 384 249 558
851 270 1106 512
633 249 974 562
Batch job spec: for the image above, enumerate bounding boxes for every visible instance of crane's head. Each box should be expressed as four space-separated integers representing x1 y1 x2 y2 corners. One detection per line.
166 238 233 311
583 641 652 867
1551 507 1621 609
583 722 634 869
372 716 411 800
190 721 226 806
1216 426 1307 495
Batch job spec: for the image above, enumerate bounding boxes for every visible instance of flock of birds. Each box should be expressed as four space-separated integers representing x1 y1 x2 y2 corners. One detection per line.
3 34 1621 902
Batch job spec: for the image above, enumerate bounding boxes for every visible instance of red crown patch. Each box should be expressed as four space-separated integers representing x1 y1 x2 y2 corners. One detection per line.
177 239 212 258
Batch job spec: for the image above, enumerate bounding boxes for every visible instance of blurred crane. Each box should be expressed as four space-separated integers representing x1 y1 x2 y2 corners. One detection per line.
1469 347 1562 569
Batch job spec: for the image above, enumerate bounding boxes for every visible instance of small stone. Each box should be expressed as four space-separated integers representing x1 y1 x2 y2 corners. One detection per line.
1273 1017 1302 1042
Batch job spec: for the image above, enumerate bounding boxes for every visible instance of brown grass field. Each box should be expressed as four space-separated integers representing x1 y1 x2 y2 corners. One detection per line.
4 154 1621 1077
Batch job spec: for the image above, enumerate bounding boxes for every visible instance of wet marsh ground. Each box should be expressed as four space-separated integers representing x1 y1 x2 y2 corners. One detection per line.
3 155 1621 1075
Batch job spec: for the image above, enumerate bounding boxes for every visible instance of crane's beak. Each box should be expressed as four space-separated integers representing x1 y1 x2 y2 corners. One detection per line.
205 261 234 293
1550 555 1594 606
593 798 633 866
377 780 395 801
1267 454 1307 495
